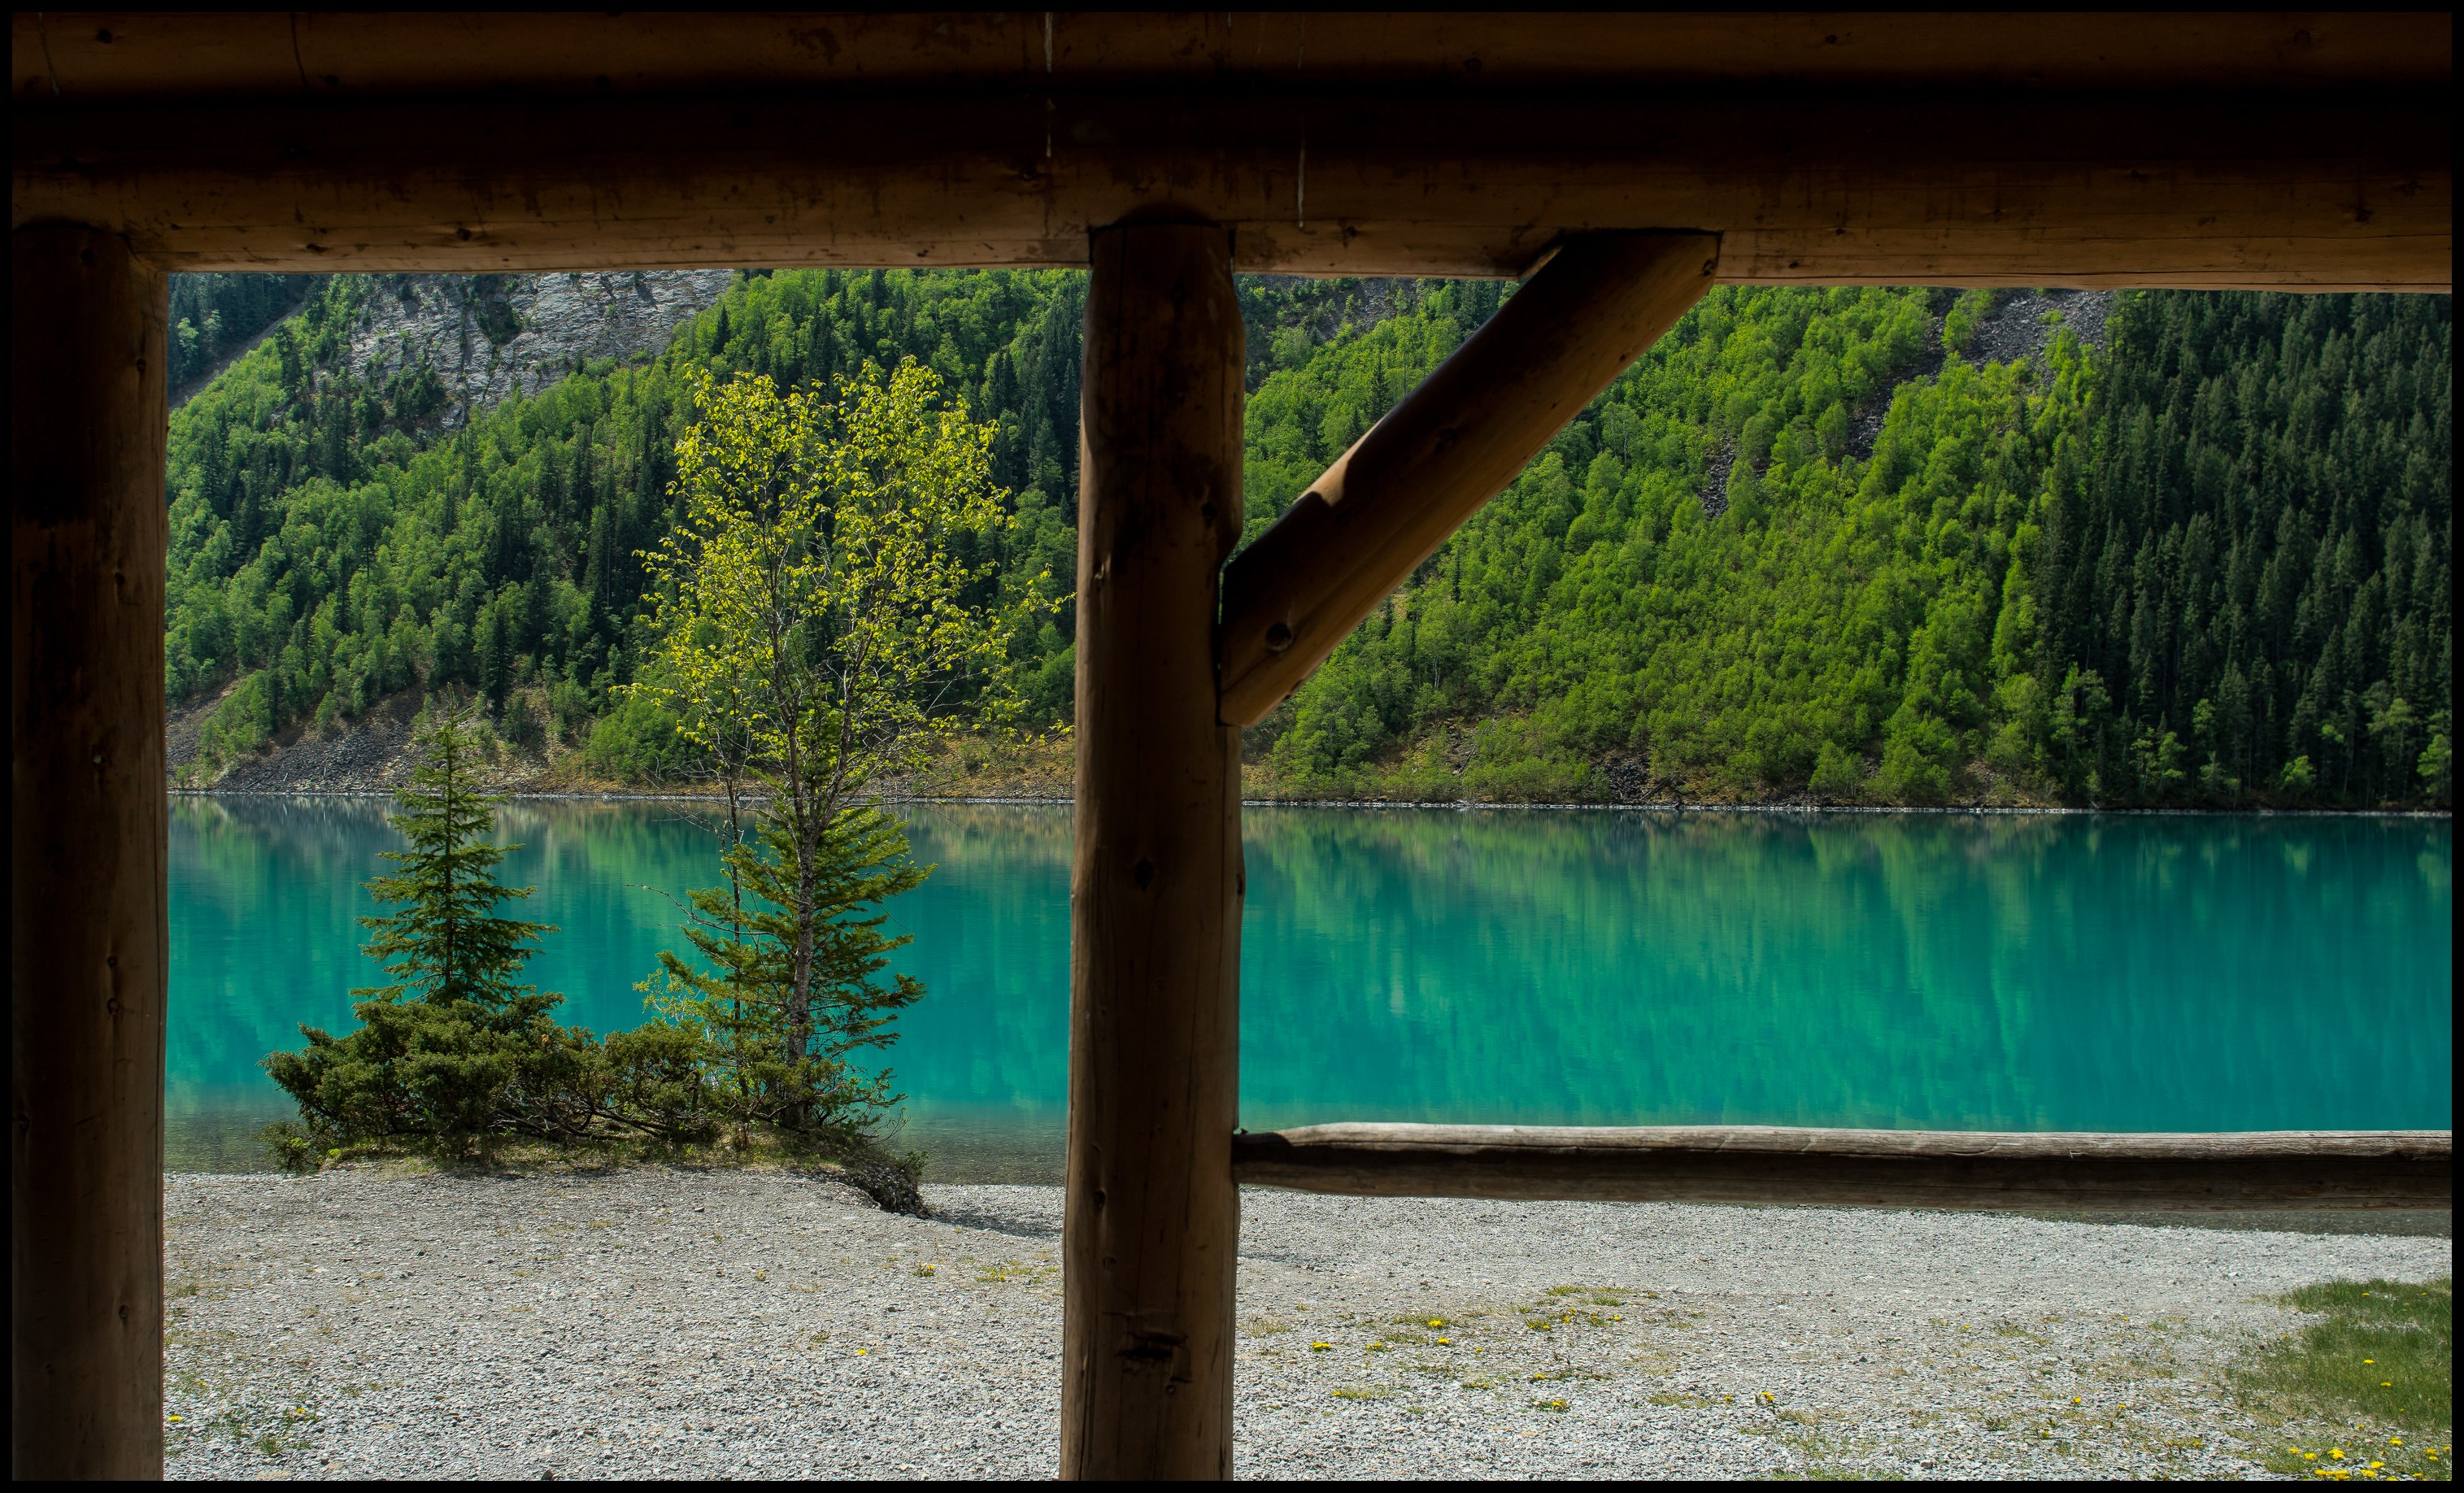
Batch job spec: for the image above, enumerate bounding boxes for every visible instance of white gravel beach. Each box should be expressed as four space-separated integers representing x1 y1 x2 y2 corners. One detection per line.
163 1169 2449 1480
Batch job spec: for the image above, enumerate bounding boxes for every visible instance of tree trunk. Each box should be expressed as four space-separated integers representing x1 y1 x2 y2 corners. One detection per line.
1062 218 1245 1480
11 224 170 1479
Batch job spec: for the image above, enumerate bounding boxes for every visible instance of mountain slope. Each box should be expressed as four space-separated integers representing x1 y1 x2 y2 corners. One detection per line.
160 272 2451 807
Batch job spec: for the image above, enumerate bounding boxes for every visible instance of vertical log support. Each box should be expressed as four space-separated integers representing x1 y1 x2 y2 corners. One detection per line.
1063 220 1245 1479
11 226 170 1480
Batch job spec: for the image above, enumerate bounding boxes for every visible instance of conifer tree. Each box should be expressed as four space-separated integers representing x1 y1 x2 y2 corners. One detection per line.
264 712 582 1155
355 712 547 1006
649 805 925 1142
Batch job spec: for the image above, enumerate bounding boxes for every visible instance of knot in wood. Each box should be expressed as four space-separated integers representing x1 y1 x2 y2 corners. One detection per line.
1121 1328 1186 1369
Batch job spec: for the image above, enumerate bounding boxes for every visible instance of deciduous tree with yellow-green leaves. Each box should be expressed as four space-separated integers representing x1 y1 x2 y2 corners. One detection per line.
633 359 1052 1137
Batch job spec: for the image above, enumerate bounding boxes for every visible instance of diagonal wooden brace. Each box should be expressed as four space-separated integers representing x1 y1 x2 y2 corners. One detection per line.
1217 232 1720 725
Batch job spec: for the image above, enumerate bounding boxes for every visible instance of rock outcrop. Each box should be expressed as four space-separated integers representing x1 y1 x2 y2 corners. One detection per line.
346 271 734 428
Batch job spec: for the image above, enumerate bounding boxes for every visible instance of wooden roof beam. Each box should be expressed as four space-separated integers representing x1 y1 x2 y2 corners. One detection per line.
17 12 2453 100
12 87 2448 285
1217 233 1717 725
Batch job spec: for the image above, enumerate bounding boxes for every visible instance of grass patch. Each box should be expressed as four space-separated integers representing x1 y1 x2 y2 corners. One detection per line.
2234 1277 2450 1481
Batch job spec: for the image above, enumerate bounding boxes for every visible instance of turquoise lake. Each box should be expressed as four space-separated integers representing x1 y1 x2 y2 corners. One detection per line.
167 799 2453 1177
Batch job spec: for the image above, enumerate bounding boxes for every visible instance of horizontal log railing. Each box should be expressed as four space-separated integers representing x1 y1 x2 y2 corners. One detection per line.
1231 1125 2453 1212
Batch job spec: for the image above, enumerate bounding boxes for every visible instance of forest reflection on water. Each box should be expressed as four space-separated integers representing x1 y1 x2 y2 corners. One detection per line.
168 798 2453 1179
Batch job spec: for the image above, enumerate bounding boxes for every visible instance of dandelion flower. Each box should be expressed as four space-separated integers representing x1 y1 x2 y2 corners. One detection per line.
855 1348 868 1356
1310 1342 1333 1352
2331 1450 2347 1460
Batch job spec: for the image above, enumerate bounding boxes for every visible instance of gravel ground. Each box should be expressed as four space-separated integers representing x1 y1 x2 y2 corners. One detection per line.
163 1169 2450 1480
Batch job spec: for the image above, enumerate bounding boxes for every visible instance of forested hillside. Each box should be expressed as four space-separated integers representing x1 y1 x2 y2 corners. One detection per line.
162 269 2451 807
168 273 323 400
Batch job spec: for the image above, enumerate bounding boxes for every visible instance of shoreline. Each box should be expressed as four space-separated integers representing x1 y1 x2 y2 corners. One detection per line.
169 786 2454 819
163 1167 2454 1481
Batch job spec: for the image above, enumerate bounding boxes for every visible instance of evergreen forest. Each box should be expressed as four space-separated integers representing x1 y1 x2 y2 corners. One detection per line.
162 269 2453 808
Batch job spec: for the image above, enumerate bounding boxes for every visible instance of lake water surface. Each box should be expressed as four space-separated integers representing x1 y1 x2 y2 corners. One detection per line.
168 799 2453 1177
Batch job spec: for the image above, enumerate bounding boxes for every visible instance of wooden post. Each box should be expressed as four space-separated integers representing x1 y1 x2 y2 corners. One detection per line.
1063 219 1245 1480
11 226 170 1480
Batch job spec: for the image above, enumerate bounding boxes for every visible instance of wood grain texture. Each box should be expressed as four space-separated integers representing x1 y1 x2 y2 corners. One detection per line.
1231 1125 2455 1211
1064 220 1246 1482
15 13 2449 98
11 225 169 1480
11 85 2448 285
1219 233 1717 725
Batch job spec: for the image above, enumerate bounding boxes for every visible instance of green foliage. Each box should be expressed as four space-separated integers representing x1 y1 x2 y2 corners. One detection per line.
169 273 320 394
163 268 1091 776
260 692 938 1174
170 268 2450 807
353 713 551 1005
263 712 586 1156
646 804 926 1142
630 363 1031 1134
1252 285 2024 798
1248 287 2451 808
2038 293 2453 807
580 690 693 782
